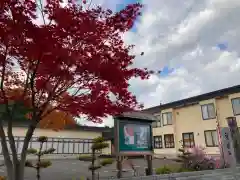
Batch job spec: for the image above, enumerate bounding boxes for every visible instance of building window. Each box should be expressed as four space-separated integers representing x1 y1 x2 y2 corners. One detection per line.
201 103 216 120
154 136 162 149
164 134 175 148
152 115 161 128
232 98 240 115
182 132 195 148
162 112 173 126
204 130 218 147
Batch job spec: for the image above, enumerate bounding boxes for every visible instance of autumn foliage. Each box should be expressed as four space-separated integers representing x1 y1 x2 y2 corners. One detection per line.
0 0 149 124
39 110 76 130
0 1 150 179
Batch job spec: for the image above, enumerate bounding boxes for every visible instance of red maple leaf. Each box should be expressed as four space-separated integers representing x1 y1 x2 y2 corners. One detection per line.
0 1 149 178
0 0 149 123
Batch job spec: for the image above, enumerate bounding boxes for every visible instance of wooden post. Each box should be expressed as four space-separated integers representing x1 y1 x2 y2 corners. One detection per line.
116 156 123 178
146 155 153 175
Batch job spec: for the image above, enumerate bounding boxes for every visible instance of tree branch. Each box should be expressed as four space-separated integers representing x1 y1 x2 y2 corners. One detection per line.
21 62 32 100
36 0 46 25
20 120 38 167
7 121 18 164
36 74 54 106
87 0 93 10
0 46 11 114
30 60 41 114
0 46 18 164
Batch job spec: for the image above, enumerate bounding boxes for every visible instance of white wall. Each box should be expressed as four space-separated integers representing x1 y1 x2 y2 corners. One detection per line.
1 127 103 155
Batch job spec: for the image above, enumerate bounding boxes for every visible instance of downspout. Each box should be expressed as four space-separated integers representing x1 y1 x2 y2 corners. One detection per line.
172 108 179 157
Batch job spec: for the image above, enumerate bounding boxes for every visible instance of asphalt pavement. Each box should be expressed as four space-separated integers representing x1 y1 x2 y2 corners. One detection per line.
0 158 178 180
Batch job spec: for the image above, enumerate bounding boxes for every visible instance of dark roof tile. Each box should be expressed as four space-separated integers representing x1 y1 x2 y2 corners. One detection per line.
114 111 157 122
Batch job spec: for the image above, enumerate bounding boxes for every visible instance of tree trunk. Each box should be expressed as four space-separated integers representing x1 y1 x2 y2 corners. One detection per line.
3 156 26 180
0 122 15 180
13 161 25 180
5 161 13 180
4 122 36 180
91 169 95 180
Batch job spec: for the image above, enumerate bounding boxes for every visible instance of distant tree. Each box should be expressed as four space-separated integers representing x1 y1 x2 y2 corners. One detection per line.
0 0 148 179
39 110 76 130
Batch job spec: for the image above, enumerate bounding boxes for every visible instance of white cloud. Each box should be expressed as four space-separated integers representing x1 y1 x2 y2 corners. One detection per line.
100 0 240 127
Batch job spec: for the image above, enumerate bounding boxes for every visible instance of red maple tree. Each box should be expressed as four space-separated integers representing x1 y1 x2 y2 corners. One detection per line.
0 0 149 179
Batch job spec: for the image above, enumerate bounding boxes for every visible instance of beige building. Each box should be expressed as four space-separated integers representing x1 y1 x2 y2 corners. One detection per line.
143 84 240 158
2 122 112 155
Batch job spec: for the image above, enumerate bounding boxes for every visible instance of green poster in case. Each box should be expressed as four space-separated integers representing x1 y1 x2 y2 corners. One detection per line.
118 120 152 152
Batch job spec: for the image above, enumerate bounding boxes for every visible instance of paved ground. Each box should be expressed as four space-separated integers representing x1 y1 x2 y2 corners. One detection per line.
0 158 178 180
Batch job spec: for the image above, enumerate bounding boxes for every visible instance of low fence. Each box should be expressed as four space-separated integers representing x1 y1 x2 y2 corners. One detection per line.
110 167 240 180
0 136 94 155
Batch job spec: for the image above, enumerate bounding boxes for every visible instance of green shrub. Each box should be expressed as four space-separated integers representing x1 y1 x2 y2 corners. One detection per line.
155 166 172 174
100 158 114 166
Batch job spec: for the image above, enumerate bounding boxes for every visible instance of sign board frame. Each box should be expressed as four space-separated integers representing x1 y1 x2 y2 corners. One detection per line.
114 112 155 156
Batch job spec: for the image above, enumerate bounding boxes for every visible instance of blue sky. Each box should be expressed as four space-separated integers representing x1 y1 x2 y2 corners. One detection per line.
217 43 228 51
159 66 175 77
